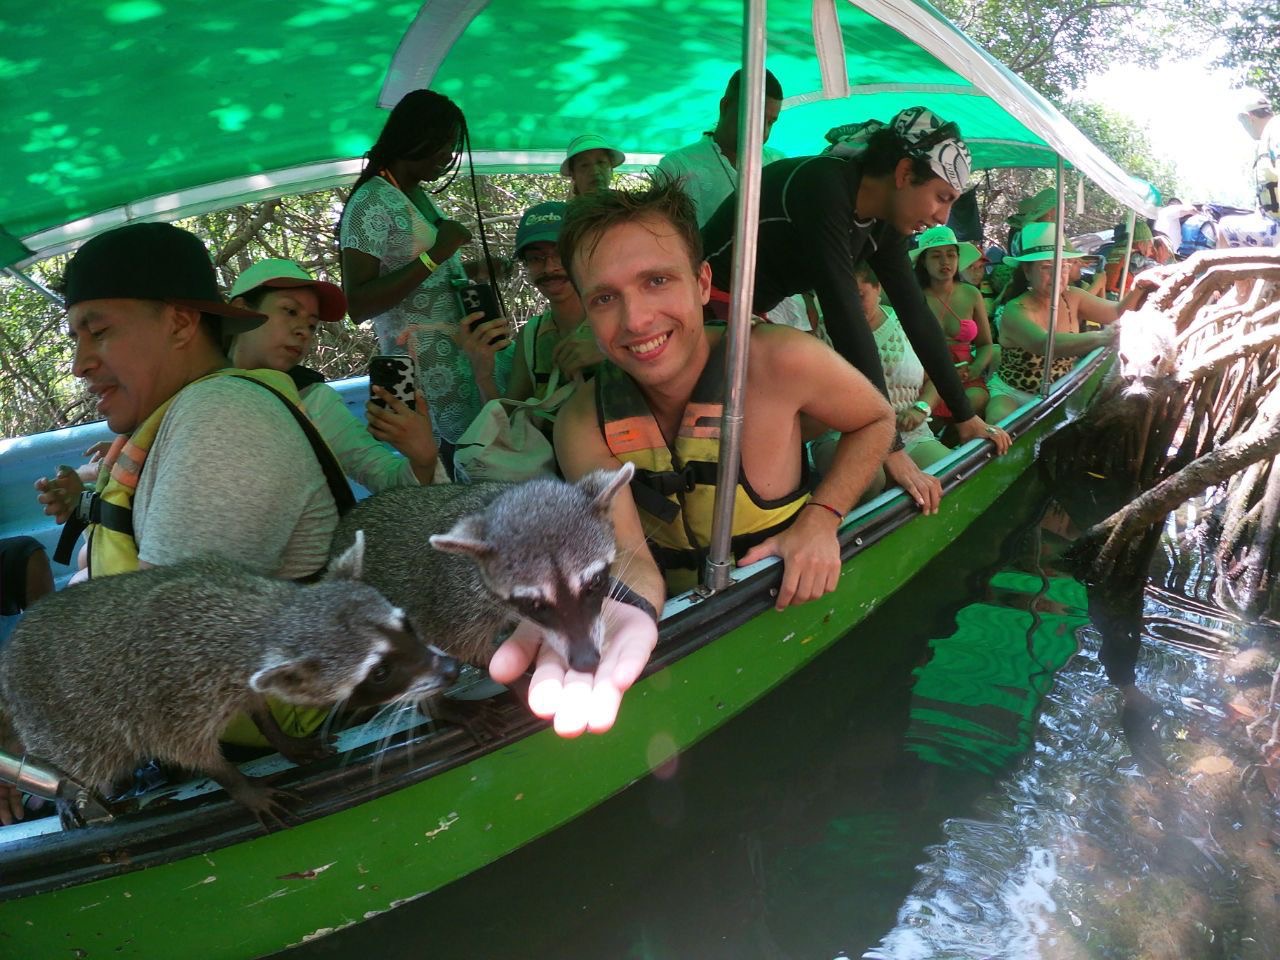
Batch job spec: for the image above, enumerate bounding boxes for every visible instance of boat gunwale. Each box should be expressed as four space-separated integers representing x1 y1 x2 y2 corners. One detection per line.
0 349 1106 901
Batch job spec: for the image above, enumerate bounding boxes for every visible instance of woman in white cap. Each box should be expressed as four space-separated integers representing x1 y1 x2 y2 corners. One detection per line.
911 225 995 418
228 259 446 489
986 222 1141 423
562 134 625 196
702 106 1010 515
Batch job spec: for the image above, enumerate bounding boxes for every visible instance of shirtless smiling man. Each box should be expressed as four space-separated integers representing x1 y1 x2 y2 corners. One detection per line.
486 179 894 739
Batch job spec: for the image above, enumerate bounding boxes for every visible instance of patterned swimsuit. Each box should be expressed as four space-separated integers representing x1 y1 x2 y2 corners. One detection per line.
992 301 1076 393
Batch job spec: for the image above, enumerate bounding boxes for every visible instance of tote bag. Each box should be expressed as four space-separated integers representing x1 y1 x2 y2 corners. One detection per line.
452 325 579 482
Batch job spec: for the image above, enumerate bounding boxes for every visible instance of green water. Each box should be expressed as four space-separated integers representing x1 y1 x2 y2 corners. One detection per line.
284 472 1280 959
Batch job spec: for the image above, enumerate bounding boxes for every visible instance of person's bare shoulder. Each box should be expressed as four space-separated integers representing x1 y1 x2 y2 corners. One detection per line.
553 377 612 480
747 322 831 377
557 374 598 427
956 283 983 312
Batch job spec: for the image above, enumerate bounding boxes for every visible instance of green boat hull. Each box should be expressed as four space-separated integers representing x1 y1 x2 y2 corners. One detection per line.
0 357 1109 958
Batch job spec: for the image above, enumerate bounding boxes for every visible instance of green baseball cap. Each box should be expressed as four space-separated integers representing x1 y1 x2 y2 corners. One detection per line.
514 202 567 258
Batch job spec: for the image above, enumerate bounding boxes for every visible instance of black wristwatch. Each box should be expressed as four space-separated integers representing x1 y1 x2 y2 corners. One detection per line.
607 576 660 624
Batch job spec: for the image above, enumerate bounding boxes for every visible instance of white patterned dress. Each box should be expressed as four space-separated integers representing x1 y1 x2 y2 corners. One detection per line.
870 306 935 449
341 177 511 444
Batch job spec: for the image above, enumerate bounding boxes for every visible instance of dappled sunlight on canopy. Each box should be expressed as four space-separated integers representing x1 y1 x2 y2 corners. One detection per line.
1 0 1148 267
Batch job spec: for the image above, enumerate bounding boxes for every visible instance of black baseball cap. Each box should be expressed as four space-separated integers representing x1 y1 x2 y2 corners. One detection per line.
64 222 266 334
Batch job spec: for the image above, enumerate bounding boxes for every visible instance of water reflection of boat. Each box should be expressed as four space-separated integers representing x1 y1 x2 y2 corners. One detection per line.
905 499 1089 775
0 2 1153 956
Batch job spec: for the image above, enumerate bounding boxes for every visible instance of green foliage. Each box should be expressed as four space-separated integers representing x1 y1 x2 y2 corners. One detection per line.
1 171 609 438
1060 100 1180 227
933 0 1222 102
928 1 1191 245
1215 1 1280 102
967 102 1177 250
0 257 86 439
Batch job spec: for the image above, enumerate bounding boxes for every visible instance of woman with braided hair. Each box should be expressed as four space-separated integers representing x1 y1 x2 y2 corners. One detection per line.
702 106 1011 514
339 89 511 476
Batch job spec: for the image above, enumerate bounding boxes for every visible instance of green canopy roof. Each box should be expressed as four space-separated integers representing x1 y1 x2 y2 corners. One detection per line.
0 0 1154 269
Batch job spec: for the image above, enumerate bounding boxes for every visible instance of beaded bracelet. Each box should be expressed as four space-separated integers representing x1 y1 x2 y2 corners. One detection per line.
805 500 844 521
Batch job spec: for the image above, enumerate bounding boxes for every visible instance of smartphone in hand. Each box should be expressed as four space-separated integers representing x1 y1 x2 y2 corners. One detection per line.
456 281 501 324
368 355 416 409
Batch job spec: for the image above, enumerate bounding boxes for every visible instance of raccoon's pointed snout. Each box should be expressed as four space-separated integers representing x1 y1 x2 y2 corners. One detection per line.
568 646 601 673
428 645 461 683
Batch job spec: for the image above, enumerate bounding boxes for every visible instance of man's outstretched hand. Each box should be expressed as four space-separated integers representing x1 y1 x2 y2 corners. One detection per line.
488 598 658 737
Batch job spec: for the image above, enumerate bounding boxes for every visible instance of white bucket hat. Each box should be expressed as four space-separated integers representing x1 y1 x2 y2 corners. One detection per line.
560 134 626 176
908 225 981 271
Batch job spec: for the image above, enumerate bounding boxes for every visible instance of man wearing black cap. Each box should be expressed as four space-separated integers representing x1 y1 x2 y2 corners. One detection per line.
56 221 345 583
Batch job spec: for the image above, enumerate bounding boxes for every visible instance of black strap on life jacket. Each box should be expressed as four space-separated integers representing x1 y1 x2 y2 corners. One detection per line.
645 520 792 575
52 491 133 566
627 462 725 525
53 376 355 567
287 365 327 392
231 375 356 518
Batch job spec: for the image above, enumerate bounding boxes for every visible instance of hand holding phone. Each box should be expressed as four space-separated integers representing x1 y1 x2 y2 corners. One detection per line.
456 281 501 325
368 355 417 410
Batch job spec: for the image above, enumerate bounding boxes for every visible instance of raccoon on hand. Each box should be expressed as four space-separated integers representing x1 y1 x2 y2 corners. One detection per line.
483 457 664 738
331 465 658 739
488 597 657 738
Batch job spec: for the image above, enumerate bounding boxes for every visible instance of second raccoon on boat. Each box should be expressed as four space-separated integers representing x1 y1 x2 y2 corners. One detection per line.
329 465 635 673
0 534 460 825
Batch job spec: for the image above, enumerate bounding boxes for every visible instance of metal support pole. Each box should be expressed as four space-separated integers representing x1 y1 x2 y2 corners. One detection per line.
703 0 767 593
0 750 116 825
1040 157 1066 399
3 265 64 308
1116 208 1137 299
0 751 62 801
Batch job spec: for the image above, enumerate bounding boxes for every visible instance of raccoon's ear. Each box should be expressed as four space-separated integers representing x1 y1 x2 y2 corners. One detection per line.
429 518 495 559
578 462 636 516
327 531 366 582
250 658 324 698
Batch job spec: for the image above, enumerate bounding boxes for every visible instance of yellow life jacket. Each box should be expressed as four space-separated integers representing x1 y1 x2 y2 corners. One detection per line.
596 334 811 593
73 368 356 747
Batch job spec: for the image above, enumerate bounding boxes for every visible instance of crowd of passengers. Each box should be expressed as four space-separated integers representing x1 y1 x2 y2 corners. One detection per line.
0 72 1156 824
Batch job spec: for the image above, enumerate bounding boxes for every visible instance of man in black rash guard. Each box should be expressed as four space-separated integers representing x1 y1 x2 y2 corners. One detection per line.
702 107 1011 513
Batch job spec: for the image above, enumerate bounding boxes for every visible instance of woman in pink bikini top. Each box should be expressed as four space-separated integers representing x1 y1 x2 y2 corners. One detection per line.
911 225 996 418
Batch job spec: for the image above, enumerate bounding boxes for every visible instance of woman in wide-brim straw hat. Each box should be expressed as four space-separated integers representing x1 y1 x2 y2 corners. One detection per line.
986 222 1149 423
910 225 996 418
700 105 1011 516
1005 187 1057 257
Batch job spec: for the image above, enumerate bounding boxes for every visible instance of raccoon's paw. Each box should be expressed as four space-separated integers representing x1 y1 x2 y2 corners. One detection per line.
274 733 336 767
234 781 304 832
